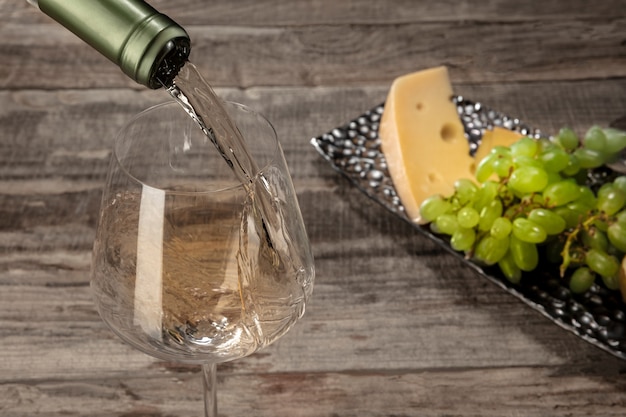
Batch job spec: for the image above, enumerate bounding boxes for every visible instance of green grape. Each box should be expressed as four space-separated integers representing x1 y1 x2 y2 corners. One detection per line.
520 193 545 207
450 227 476 252
510 136 539 157
509 234 539 271
545 238 565 264
493 155 514 178
489 145 512 157
568 201 592 216
572 147 606 169
553 206 583 229
556 127 579 150
491 217 512 239
420 195 451 222
454 178 478 205
585 248 620 278
567 202 592 229
569 267 596 294
613 176 626 195
545 171 562 186
512 218 547 243
474 235 510 265
593 216 609 232
498 250 522 284
499 185 516 207
434 214 459 235
473 180 499 211
542 180 582 207
607 222 626 252
478 199 503 231
503 204 518 220
597 184 626 215
527 208 566 235
597 182 613 195
581 227 609 253
508 166 549 194
583 125 607 152
457 206 480 228
607 243 624 258
561 154 581 176
602 274 620 291
512 155 543 169
615 210 626 226
540 139 556 152
539 147 570 173
603 128 626 154
575 185 597 209
475 153 496 183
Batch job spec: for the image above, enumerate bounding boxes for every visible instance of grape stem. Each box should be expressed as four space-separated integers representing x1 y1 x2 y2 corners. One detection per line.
559 212 607 277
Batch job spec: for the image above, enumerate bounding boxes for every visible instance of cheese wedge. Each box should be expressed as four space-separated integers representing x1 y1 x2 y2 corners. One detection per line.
379 67 522 223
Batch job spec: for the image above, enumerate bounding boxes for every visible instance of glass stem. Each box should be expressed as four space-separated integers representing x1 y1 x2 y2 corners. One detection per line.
202 363 218 417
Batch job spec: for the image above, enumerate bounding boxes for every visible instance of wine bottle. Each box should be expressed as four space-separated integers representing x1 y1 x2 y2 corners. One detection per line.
27 0 190 88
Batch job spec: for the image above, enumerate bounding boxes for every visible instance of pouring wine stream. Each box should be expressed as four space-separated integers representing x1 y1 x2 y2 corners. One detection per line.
162 63 259 184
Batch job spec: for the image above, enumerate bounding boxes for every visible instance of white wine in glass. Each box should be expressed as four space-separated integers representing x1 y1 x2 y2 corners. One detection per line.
91 101 315 416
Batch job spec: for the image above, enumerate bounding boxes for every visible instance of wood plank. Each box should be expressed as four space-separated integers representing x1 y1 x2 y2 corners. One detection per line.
5 0 624 25
2 18 625 89
1 364 626 417
1 80 625 180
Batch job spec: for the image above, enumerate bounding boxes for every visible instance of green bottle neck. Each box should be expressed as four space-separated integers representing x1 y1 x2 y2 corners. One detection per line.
35 0 190 88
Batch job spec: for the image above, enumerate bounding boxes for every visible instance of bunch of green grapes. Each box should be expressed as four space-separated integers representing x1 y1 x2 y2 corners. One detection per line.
419 125 626 295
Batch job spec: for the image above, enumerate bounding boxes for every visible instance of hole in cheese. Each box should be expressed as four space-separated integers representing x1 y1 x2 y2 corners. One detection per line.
416 102 424 111
440 123 457 142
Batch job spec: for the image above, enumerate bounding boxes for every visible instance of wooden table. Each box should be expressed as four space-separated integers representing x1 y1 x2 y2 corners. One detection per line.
2 1 626 416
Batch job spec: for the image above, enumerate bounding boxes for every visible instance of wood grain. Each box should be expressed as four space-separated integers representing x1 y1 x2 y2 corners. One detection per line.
1 19 625 89
4 0 625 25
2 0 626 416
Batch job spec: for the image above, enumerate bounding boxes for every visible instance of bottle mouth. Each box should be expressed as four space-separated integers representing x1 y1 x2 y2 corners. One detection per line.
118 13 191 89
150 37 191 89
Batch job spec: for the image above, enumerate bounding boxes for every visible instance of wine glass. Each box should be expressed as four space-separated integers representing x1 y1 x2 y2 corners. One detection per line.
90 101 315 416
